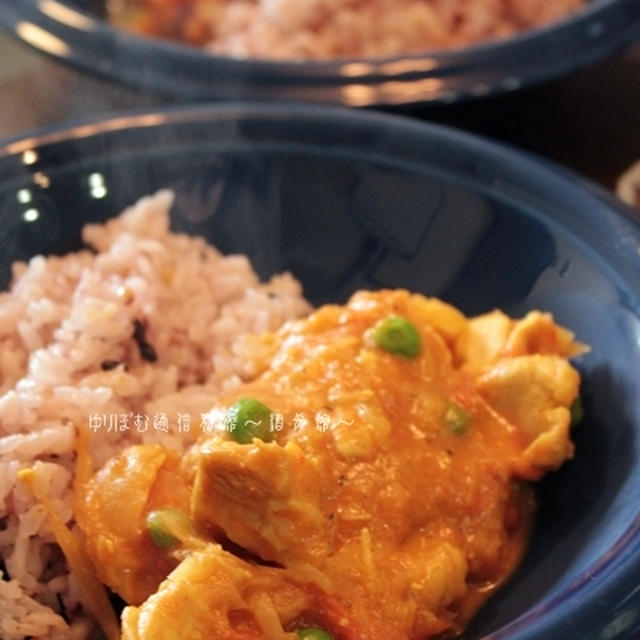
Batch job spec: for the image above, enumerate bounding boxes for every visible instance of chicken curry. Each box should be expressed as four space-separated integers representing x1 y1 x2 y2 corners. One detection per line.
73 289 584 639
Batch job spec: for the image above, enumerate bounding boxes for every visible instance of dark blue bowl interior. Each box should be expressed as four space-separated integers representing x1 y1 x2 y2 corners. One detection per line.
0 0 639 104
0 103 639 638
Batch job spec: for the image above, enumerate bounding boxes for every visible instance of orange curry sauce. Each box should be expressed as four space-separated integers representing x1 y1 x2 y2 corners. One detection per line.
76 289 582 639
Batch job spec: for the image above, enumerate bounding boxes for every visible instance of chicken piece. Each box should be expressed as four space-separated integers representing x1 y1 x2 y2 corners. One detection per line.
502 310 584 358
455 310 512 370
476 354 580 480
192 438 327 565
397 539 468 635
76 444 192 604
456 309 585 375
120 542 375 640
408 295 468 346
454 308 583 479
120 543 285 640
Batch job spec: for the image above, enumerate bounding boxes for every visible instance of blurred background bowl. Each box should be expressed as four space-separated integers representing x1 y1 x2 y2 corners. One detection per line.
0 102 639 638
0 0 638 106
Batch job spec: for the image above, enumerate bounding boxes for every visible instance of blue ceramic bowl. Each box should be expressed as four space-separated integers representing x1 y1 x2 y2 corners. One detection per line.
0 0 638 105
0 103 639 638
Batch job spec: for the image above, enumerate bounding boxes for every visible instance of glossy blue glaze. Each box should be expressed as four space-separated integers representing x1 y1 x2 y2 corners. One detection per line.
0 0 638 105
0 103 639 638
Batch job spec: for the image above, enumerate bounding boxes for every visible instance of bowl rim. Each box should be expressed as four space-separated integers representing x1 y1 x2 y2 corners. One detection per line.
0 101 639 639
0 0 639 104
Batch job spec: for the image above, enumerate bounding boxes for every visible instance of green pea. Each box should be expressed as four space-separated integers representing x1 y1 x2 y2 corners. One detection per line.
372 315 421 358
445 401 469 435
227 397 274 444
570 396 584 427
146 509 192 549
297 628 334 640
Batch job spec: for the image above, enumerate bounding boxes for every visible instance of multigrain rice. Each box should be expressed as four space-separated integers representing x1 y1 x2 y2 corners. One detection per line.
109 0 585 60
0 191 311 639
